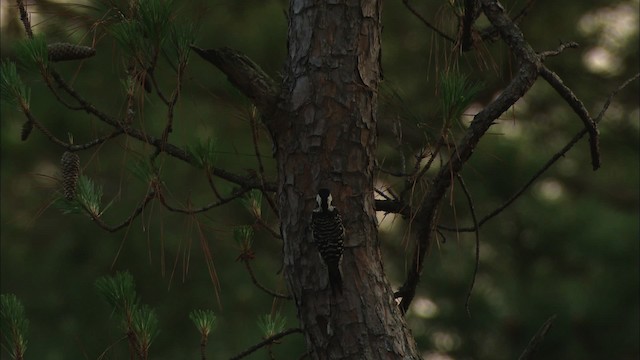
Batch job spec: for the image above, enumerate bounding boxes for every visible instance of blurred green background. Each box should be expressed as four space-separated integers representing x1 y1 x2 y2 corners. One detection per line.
1 0 638 359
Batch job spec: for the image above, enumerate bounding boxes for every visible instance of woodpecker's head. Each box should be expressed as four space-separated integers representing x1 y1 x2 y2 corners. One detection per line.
316 188 334 212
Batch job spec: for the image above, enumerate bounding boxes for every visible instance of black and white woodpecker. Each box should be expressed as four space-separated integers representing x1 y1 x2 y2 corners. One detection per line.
311 188 345 294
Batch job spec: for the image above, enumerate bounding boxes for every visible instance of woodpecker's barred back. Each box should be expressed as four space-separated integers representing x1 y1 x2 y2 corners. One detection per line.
311 188 345 294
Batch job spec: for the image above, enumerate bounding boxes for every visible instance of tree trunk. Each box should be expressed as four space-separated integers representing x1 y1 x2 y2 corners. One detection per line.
275 1 420 358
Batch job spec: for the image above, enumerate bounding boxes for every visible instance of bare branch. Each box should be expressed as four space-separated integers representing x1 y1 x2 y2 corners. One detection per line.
156 185 252 215
398 0 542 313
595 72 640 121
539 66 600 170
241 260 291 299
249 109 279 216
457 174 479 317
478 0 537 44
402 0 455 43
20 104 124 150
374 199 411 217
539 41 579 60
439 72 640 233
518 315 557 360
254 216 283 240
229 328 303 360
191 46 279 114
83 190 156 233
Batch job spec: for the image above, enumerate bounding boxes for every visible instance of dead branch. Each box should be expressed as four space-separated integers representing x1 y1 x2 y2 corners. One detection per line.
518 315 557 360
539 66 600 170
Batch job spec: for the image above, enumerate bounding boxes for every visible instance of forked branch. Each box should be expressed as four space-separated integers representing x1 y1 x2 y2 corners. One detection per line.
398 0 542 313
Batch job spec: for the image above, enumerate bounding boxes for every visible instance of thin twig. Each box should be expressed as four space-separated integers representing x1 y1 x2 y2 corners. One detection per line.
595 72 639 121
456 174 479 317
518 315 557 360
402 0 455 43
254 216 283 240
242 261 291 299
438 73 640 233
20 101 124 149
228 328 303 360
539 66 600 170
249 108 279 216
539 41 579 60
156 185 252 215
83 190 156 233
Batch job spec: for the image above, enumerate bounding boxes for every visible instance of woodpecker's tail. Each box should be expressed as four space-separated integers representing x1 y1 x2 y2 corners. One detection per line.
328 266 343 295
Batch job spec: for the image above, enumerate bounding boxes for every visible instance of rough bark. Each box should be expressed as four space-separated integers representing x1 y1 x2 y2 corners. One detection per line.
275 0 420 359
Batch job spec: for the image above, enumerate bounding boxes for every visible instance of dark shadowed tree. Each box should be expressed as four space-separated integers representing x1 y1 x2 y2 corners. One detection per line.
1 0 637 359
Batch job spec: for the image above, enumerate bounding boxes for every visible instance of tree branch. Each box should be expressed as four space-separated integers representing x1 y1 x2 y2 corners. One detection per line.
539 66 600 170
438 72 639 233
228 328 303 360
83 190 156 233
402 0 455 43
191 46 279 114
538 41 579 60
155 185 252 214
398 0 542 313
374 199 411 217
518 315 557 360
457 174 479 317
240 260 291 300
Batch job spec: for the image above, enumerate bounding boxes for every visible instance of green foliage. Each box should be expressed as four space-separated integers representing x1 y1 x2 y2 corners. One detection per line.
95 271 139 317
129 157 158 185
14 34 49 70
1 1 637 359
56 175 111 217
234 225 254 251
111 20 150 63
0 294 29 359
438 70 483 126
96 272 160 357
136 0 175 46
241 189 263 218
131 305 160 352
170 22 198 66
257 312 286 338
189 309 217 338
110 0 176 65
186 138 217 169
76 175 111 216
0 60 30 108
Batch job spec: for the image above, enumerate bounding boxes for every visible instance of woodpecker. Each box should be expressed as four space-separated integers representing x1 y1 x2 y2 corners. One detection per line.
311 188 345 294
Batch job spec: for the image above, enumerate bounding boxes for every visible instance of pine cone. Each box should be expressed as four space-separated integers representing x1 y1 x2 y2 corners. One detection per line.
61 151 80 201
21 121 33 141
47 43 96 62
